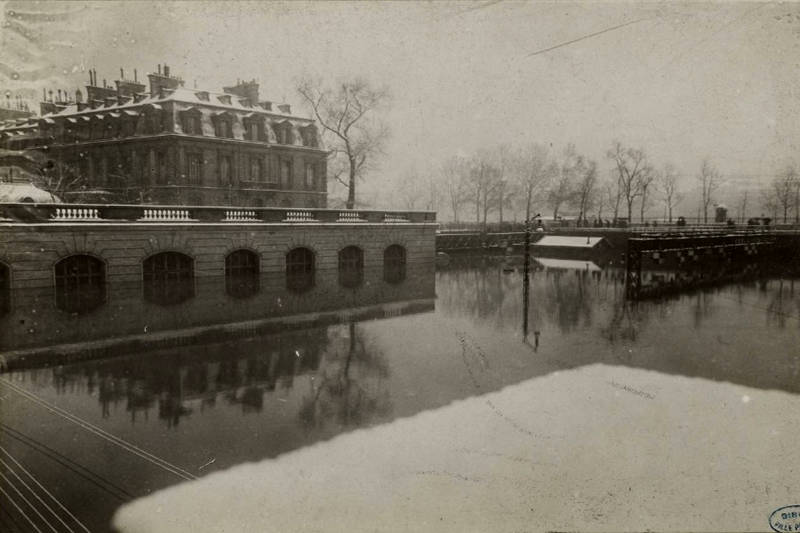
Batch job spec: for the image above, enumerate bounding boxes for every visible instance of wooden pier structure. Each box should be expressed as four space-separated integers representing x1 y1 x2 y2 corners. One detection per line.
624 230 798 299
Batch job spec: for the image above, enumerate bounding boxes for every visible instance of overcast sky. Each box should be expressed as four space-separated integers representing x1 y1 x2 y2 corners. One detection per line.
2 0 798 208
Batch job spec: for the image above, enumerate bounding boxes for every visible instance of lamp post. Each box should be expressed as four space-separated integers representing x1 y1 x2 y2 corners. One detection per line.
522 212 541 342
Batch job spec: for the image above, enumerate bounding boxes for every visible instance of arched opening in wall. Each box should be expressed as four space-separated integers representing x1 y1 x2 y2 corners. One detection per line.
338 246 364 288
143 252 194 305
0 262 9 316
383 245 407 284
225 249 260 298
286 247 314 292
54 254 106 314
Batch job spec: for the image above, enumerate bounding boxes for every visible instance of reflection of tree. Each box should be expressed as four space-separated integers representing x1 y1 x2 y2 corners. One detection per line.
299 322 391 429
602 301 648 347
541 268 595 333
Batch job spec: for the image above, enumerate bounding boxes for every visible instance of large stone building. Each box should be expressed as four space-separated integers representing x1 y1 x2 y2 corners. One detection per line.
0 64 328 207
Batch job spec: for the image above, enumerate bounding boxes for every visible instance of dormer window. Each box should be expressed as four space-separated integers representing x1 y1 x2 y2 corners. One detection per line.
273 121 293 145
196 91 210 102
300 125 319 147
142 106 164 135
180 108 203 135
213 112 234 138
217 95 232 105
243 115 265 142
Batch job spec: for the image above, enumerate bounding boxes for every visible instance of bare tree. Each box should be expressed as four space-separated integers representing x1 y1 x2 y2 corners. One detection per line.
0 148 88 200
605 173 623 223
440 156 469 222
656 163 682 223
394 170 423 210
639 170 655 223
511 143 555 222
697 159 722 224
766 168 796 223
574 158 598 224
594 180 609 223
737 189 748 223
490 144 513 224
547 144 581 220
467 155 491 227
792 166 800 223
297 77 390 209
607 141 653 222
761 188 779 220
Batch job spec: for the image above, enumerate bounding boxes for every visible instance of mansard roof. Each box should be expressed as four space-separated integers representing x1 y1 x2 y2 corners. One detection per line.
13 87 312 128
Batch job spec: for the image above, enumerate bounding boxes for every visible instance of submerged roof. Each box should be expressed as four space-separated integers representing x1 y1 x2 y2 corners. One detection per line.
534 258 602 271
533 236 606 248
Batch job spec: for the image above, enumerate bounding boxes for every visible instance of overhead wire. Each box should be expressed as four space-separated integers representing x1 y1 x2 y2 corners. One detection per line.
0 478 47 533
527 17 654 58
0 422 133 501
0 377 197 481
0 462 64 533
0 445 91 532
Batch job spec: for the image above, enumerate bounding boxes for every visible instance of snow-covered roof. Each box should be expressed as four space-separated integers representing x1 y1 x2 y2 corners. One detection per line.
534 258 602 271
0 183 61 203
533 236 607 248
39 86 309 123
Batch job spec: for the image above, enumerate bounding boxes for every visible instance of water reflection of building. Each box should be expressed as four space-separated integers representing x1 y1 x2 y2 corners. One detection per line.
42 306 403 428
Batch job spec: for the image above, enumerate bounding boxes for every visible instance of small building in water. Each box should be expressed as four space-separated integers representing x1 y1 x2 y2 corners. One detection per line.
532 235 612 260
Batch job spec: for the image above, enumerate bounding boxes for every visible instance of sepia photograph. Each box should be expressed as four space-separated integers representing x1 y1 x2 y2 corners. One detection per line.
0 1 799 531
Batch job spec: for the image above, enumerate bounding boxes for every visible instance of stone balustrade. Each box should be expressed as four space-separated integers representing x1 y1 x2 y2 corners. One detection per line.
0 202 436 225
224 210 259 222
283 209 316 222
139 209 193 221
338 211 366 222
53 208 100 221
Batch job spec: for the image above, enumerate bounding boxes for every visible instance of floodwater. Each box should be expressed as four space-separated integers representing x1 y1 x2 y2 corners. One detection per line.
1 255 799 532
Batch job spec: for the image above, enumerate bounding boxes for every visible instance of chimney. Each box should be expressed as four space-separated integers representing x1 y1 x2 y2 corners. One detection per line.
223 79 260 106
158 64 161 75
120 68 124 79
164 64 170 78
134 69 138 82
75 89 83 103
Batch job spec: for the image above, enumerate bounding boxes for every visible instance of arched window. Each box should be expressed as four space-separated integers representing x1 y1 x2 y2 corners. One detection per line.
225 249 260 298
383 245 406 284
338 246 364 288
286 247 314 291
54 254 106 313
143 252 194 305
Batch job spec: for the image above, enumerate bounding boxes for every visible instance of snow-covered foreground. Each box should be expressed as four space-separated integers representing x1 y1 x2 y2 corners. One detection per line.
113 363 799 532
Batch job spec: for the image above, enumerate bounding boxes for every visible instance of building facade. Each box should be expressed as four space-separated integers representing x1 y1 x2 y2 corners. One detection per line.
0 64 328 207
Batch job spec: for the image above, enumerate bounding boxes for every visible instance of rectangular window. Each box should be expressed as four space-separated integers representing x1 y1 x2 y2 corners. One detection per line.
215 119 233 138
188 153 202 184
249 157 263 181
183 114 201 135
280 159 292 189
246 122 257 141
219 154 232 185
304 163 315 190
156 151 167 184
